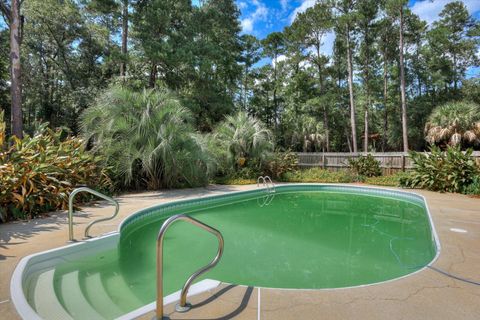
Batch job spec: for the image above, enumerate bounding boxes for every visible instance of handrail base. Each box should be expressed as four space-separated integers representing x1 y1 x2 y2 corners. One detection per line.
175 302 192 313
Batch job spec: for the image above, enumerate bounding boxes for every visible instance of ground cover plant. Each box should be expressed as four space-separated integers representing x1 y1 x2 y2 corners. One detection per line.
0 112 110 221
400 146 480 193
280 168 359 184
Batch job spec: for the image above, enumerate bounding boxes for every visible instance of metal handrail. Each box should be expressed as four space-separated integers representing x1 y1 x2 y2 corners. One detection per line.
68 187 119 241
264 176 275 192
257 175 275 193
156 214 224 320
257 176 268 191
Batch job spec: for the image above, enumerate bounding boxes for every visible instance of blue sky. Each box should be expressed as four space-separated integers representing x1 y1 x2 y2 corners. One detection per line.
229 0 479 76
235 0 480 39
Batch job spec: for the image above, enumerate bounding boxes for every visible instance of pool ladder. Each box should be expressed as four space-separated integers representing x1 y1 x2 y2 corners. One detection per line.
257 175 275 193
156 214 224 319
67 187 119 242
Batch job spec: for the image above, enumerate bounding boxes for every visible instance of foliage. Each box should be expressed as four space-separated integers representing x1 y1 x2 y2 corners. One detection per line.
212 111 273 174
463 176 480 196
399 146 480 193
281 168 358 183
0 112 110 221
425 101 480 147
263 150 298 179
213 177 257 185
364 172 410 187
81 86 215 190
348 154 382 177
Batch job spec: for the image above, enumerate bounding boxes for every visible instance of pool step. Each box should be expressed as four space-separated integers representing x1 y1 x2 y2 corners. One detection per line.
33 269 73 320
83 272 124 319
101 271 144 313
60 271 104 320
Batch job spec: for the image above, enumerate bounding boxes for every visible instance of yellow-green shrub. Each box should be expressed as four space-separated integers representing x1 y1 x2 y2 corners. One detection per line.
0 116 111 221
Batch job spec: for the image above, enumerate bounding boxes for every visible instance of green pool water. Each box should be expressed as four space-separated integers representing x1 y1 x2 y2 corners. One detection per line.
26 188 437 319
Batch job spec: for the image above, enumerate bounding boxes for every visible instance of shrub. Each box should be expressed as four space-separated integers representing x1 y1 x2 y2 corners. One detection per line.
281 168 358 183
0 116 110 221
348 154 382 177
212 111 273 174
263 150 298 179
399 146 479 193
463 176 480 196
425 101 480 147
81 86 215 190
365 172 410 187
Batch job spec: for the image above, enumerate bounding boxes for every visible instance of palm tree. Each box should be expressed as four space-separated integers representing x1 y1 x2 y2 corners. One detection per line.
214 111 273 169
81 85 215 189
425 101 480 147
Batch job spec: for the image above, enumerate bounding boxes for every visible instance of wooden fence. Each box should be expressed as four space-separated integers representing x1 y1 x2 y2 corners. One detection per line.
296 151 480 175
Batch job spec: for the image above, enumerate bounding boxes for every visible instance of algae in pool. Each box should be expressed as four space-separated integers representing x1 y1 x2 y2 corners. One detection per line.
45 190 436 319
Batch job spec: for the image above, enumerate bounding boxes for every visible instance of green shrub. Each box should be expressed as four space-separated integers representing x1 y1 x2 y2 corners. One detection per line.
263 150 298 179
81 86 215 190
365 172 410 187
281 168 358 183
213 177 257 185
348 154 382 177
399 146 479 193
0 116 110 221
212 111 273 174
463 176 480 195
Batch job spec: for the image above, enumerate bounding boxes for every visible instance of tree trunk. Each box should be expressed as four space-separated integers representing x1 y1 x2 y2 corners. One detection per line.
324 107 330 152
364 107 368 152
346 25 357 153
382 49 388 152
120 0 128 78
10 0 22 139
149 63 157 88
316 44 329 152
399 8 409 152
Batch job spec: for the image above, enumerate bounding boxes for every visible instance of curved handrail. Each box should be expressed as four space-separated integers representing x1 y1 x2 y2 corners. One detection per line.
257 176 267 190
264 176 276 192
68 187 119 241
257 175 275 193
156 214 224 319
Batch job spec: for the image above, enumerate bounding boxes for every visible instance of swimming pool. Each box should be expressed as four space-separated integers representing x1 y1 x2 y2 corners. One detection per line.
11 185 440 320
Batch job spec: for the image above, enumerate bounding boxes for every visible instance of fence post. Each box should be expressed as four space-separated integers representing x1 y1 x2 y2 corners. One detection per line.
401 154 406 172
322 153 326 169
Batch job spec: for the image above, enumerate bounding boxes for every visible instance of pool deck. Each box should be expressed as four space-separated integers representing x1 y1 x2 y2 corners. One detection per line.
1 184 479 320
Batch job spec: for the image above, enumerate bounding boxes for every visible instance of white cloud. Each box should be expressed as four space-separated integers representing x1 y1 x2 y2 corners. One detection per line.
280 0 289 12
237 1 248 10
272 54 287 67
411 0 480 25
241 18 254 33
240 0 269 33
319 31 335 56
290 0 316 23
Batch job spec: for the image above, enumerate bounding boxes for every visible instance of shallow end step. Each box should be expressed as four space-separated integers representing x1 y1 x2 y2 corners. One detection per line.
33 269 73 320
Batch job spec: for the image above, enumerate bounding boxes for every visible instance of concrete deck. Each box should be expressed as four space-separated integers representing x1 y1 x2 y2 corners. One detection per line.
1 184 479 320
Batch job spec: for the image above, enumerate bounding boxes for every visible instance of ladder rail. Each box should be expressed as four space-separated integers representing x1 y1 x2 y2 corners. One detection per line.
156 214 224 319
257 175 275 193
68 187 119 241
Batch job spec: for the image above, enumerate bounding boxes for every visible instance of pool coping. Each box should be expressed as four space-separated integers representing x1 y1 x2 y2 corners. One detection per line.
9 184 442 320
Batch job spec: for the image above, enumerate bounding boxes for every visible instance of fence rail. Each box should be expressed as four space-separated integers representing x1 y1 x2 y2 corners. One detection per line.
296 151 480 175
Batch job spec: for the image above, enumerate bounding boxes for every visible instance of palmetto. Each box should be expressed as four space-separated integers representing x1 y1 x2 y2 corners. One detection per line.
214 111 273 169
81 86 214 189
425 101 480 147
